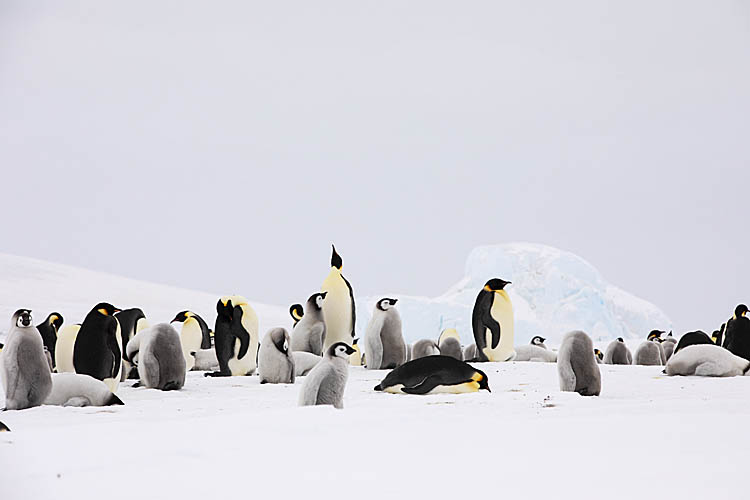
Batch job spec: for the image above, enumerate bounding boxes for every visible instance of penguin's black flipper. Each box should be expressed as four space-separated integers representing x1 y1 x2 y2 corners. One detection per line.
343 275 356 338
482 312 502 350
232 307 251 360
401 376 442 395
106 320 122 379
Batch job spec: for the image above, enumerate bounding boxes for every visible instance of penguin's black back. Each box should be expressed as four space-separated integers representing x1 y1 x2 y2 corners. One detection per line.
73 309 120 381
188 312 212 349
471 289 495 360
674 330 713 354
36 313 62 367
375 355 477 390
724 317 750 361
115 308 146 355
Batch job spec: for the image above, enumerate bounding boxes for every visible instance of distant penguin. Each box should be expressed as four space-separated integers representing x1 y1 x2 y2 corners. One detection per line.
321 245 355 350
115 308 148 380
298 342 355 409
290 292 327 355
73 303 123 392
0 421 9 432
666 344 750 377
662 335 677 361
191 349 219 371
438 329 463 361
374 356 490 395
44 373 124 406
472 278 515 362
594 349 604 364
349 338 363 366
723 305 750 362
207 296 259 377
647 330 665 341
634 340 663 366
463 343 478 362
364 298 406 370
0 309 53 409
55 324 81 373
674 331 714 354
126 323 186 390
604 338 632 365
293 351 321 376
258 328 295 384
171 310 211 371
36 312 63 369
514 343 557 362
712 324 725 346
411 339 440 360
289 304 304 327
557 330 601 396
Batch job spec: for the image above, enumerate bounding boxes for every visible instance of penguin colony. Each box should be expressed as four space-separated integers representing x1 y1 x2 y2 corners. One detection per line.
1 245 747 421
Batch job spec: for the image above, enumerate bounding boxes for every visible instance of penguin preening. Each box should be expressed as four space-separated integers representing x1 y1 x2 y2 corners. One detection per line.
374 356 490 395
723 305 750 362
603 338 632 365
73 303 123 392
126 323 186 391
298 342 355 409
289 304 304 327
321 245 356 350
290 292 327 356
472 278 515 362
665 344 750 377
206 296 259 377
44 373 124 406
258 328 295 384
171 310 212 371
36 312 63 370
557 331 601 396
364 298 406 370
115 308 148 380
55 324 81 373
438 329 463 361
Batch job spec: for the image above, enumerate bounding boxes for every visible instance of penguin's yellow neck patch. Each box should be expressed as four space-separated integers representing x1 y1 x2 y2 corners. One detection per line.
484 285 492 292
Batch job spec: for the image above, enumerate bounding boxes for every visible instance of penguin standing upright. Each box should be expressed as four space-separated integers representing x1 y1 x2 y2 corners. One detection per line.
36 312 63 370
634 340 663 366
55 324 81 373
171 311 212 371
115 308 148 380
364 298 406 370
290 292 327 355
298 342 355 409
73 303 122 392
438 329 463 361
349 338 363 366
603 338 632 365
724 305 750 361
206 296 259 377
321 245 355 351
472 278 515 362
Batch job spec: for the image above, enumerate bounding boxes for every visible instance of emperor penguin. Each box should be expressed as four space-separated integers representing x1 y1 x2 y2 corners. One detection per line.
471 278 515 362
411 339 440 360
290 292 327 355
36 312 63 369
723 304 750 361
289 304 304 327
321 245 355 350
557 330 601 396
603 338 632 365
374 356 490 395
0 309 53 409
171 310 212 371
44 373 124 406
298 342 355 409
115 308 148 380
364 298 406 370
438 329 463 361
662 334 677 362
0 422 9 432
463 343 478 362
674 330 714 355
73 303 123 392
349 338 363 366
54 324 81 373
292 351 322 376
712 324 725 347
665 344 750 377
258 328 295 384
634 340 663 366
647 330 665 341
206 295 259 377
126 323 186 390
594 349 604 364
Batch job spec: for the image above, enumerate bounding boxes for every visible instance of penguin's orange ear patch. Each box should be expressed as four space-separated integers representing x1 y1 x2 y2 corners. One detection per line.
97 308 109 316
471 372 483 382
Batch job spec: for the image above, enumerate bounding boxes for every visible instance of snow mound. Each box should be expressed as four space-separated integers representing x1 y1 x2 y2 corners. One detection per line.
357 243 671 346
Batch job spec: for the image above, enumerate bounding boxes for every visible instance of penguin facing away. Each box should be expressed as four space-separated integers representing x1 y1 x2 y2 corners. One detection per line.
665 344 750 377
662 335 677 362
289 304 304 327
290 292 327 356
674 331 714 355
723 305 750 362
54 324 81 373
207 296 259 377
44 373 124 406
603 338 632 365
364 298 406 370
410 339 440 360
115 308 148 381
472 278 515 362
0 309 53 410
298 342 355 409
126 323 186 390
36 312 63 369
463 343 478 362
258 328 295 384
321 245 356 350
557 330 601 396
374 356 490 395
438 329 463 361
634 340 663 366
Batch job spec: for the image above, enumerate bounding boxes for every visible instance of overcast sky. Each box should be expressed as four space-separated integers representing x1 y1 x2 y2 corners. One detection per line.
1 1 748 335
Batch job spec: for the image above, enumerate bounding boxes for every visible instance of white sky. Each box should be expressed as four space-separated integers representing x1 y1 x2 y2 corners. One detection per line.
1 1 748 336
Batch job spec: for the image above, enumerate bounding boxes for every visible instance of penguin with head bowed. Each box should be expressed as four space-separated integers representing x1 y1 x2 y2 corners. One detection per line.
171 310 212 371
298 342 355 409
364 298 406 370
289 304 304 327
0 309 53 409
55 324 81 373
126 323 186 390
258 328 295 384
603 337 632 365
115 308 148 380
44 373 124 406
290 292 327 356
665 344 750 377
36 312 63 369
191 348 219 371
674 330 714 355
321 245 356 350
438 329 463 361
557 330 601 396
410 339 440 360
293 351 322 376
462 343 477 362
472 278 515 362
73 302 123 392
723 304 750 361
594 349 604 363
206 296 259 377
0 421 9 432
374 356 490 395
634 340 663 366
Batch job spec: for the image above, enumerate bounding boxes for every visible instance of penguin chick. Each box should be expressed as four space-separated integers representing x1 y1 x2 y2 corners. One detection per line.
191 348 219 371
411 339 440 360
43 373 124 406
364 298 406 369
603 337 632 365
514 344 557 362
634 340 663 366
298 342 355 409
291 292 327 356
293 351 321 376
126 324 186 391
665 344 750 377
530 336 548 349
439 337 463 361
462 343 477 362
557 330 601 396
258 328 295 384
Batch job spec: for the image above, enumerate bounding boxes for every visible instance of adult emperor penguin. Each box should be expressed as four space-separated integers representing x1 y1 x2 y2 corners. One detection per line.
438 328 463 361
662 334 677 362
298 342 355 409
634 340 663 366
647 330 665 341
73 303 122 392
290 292 327 355
349 338 363 366
594 349 604 363
36 312 63 369
0 309 53 409
55 324 81 373
292 351 322 376
723 305 750 361
411 339 440 360
364 298 406 370
374 356 490 394
126 323 186 390
115 308 148 380
206 295 259 377
321 245 355 350
674 330 714 354
557 330 601 396
603 338 632 365
289 304 304 327
665 344 750 377
171 310 212 371
44 373 124 406
472 278 515 362
258 328 295 384
712 324 726 347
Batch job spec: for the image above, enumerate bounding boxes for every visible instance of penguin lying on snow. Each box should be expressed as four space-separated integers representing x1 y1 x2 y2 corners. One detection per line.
44 373 124 406
557 331 601 396
514 336 557 362
258 328 295 384
375 356 490 395
126 324 186 391
665 344 750 377
674 331 714 354
191 348 219 371
299 342 355 409
604 338 632 365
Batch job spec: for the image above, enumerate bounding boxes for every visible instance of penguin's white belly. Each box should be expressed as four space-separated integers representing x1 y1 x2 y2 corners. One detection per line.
108 323 123 391
385 382 481 394
55 325 80 373
483 292 515 362
228 341 256 376
322 271 353 349
181 322 203 371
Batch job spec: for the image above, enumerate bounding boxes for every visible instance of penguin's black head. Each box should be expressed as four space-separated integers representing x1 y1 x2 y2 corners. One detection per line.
530 336 546 346
735 304 748 319
290 304 304 322
617 337 624 343
484 278 511 292
329 342 356 359
171 310 191 323
594 348 604 360
94 303 120 316
217 298 234 319
377 298 398 311
331 245 343 270
309 292 327 310
647 330 664 341
13 309 33 328
473 369 491 392
46 312 64 330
